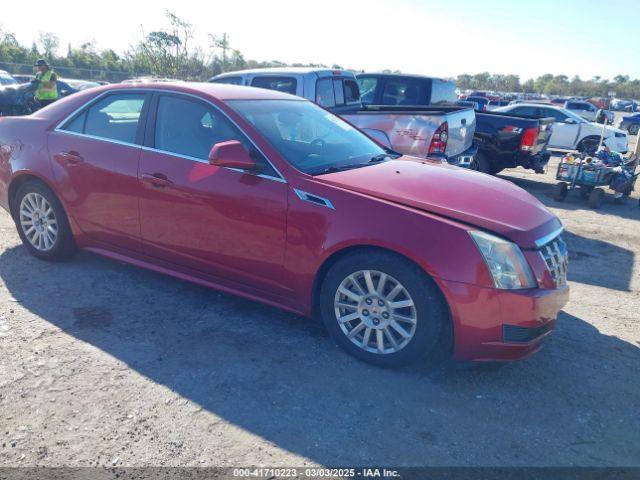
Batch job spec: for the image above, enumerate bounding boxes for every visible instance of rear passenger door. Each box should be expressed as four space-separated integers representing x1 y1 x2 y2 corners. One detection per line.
49 92 150 252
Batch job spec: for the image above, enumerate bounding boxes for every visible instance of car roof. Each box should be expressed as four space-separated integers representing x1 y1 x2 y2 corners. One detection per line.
356 72 450 82
86 81 303 101
214 67 354 78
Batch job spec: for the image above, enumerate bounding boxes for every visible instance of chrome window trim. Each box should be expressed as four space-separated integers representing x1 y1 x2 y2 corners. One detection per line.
534 227 564 249
293 188 335 210
53 87 287 184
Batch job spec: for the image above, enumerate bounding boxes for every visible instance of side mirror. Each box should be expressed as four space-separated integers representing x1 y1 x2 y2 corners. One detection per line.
563 118 576 125
208 140 256 170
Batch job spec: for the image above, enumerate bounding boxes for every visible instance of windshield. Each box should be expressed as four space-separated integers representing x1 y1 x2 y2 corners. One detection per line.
0 71 18 86
228 99 392 175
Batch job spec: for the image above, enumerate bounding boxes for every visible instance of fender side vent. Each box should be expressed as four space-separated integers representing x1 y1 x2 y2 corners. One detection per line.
294 189 335 210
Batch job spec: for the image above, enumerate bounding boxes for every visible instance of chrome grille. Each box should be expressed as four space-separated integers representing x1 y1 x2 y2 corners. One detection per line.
540 236 568 288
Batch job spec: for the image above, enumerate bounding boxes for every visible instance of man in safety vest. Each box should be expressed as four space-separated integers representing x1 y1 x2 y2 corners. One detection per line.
33 59 58 107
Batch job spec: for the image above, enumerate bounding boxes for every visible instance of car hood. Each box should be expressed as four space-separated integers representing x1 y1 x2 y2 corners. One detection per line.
315 158 561 249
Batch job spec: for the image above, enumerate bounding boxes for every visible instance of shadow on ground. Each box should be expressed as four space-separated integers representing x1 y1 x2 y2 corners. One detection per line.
1 246 639 466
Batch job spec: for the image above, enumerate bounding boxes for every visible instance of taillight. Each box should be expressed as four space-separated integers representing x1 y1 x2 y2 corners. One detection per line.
520 127 538 152
428 122 448 155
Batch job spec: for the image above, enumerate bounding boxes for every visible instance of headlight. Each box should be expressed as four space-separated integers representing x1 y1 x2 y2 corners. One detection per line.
469 230 537 290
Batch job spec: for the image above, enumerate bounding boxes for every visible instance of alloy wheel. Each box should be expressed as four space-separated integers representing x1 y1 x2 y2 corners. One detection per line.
334 270 417 354
19 192 58 252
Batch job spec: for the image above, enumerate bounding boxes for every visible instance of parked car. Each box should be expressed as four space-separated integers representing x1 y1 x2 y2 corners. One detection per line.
495 104 628 153
0 82 569 366
210 69 477 167
0 81 38 116
466 96 489 111
564 100 598 121
12 74 35 84
619 113 640 135
351 73 554 175
58 78 101 91
0 70 18 86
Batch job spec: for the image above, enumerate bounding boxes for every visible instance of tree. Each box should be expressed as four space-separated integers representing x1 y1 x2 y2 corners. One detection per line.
38 32 60 60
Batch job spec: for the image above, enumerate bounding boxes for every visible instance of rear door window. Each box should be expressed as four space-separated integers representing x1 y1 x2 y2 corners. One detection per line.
511 106 539 116
65 93 146 144
250 76 297 94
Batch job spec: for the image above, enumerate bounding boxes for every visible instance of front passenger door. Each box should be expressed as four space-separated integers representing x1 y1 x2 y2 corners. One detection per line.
543 108 580 148
138 93 289 295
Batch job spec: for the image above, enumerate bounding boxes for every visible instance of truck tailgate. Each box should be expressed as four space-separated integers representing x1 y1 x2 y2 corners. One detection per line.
342 105 476 159
444 108 476 158
534 117 554 153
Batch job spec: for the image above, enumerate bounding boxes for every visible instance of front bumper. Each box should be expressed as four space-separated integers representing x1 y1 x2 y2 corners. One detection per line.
439 279 570 362
446 144 478 168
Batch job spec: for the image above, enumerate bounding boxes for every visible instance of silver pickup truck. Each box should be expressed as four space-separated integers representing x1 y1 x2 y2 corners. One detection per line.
210 68 477 165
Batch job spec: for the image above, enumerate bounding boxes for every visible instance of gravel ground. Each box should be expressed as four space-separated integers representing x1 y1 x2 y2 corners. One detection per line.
0 146 639 468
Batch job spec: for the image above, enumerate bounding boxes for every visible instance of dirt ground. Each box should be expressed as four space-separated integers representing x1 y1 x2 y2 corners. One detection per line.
0 139 639 469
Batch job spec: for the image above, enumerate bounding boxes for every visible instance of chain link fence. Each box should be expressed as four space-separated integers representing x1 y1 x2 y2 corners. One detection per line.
0 62 141 83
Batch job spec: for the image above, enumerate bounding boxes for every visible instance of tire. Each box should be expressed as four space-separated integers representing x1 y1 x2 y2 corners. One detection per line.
629 124 639 136
319 250 448 367
588 187 604 209
553 182 568 202
579 185 593 199
470 151 494 174
13 181 76 261
577 136 600 155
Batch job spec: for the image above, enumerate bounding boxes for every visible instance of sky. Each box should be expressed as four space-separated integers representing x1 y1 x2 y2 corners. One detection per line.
3 0 640 80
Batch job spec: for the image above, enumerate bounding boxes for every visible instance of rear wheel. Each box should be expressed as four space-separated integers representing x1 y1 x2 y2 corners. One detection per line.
628 124 639 136
319 250 448 367
469 151 494 174
588 187 604 209
13 181 76 261
553 182 568 202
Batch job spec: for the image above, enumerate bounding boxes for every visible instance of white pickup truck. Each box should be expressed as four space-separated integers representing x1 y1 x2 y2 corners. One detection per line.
210 68 477 165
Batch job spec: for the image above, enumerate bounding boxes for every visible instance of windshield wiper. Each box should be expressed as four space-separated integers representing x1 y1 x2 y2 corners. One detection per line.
369 153 401 163
315 164 368 175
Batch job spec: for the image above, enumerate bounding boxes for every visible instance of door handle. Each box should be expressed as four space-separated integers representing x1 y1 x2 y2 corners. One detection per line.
57 151 84 165
141 172 173 188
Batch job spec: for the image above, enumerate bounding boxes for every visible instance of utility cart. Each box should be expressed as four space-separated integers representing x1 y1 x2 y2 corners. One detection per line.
553 152 638 209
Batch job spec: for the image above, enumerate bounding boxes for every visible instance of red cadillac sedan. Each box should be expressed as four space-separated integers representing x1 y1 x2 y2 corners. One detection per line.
0 83 569 367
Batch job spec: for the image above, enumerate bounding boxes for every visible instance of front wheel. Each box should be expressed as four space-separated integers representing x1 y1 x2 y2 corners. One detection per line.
553 182 569 201
588 187 604 209
577 137 600 155
13 181 76 260
319 250 448 367
628 124 639 136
